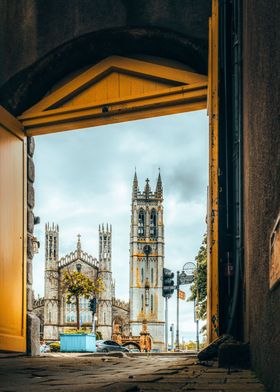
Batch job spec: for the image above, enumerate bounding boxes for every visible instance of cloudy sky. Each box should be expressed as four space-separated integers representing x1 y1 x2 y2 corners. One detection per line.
33 109 208 342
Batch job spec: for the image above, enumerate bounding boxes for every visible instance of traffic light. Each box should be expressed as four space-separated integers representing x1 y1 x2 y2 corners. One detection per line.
89 298 97 313
162 268 175 298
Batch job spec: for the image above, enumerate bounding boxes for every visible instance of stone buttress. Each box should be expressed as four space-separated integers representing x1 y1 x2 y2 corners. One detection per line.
43 223 60 340
96 224 113 340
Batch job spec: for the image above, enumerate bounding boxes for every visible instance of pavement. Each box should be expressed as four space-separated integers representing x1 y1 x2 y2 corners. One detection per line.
0 352 267 392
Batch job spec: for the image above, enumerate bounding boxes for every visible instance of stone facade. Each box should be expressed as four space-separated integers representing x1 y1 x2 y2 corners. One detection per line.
40 223 128 341
26 136 40 356
33 297 44 339
129 172 165 350
112 298 130 336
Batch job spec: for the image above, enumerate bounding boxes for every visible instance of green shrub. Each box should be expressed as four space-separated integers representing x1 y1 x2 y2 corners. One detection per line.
49 342 60 352
61 329 102 338
95 331 102 340
63 329 90 334
81 322 92 328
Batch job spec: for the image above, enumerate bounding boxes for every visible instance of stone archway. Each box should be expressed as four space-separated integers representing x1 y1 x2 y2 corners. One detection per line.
0 27 208 117
0 2 221 355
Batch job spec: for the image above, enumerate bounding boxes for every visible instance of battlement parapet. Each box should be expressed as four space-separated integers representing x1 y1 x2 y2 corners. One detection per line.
112 297 129 311
33 297 44 309
58 250 99 270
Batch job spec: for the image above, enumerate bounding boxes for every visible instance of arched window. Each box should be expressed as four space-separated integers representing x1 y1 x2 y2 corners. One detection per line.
150 209 157 237
141 294 144 311
151 268 154 284
141 268 144 283
138 209 145 237
151 294 154 312
48 311 52 323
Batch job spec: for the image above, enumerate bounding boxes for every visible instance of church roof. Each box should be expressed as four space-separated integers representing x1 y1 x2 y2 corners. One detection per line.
58 234 99 270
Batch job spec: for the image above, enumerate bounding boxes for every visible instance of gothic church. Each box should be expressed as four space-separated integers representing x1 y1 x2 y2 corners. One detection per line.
41 223 129 341
34 172 165 349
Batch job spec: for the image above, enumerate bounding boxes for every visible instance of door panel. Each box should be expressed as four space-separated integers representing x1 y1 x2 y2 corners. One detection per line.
207 0 219 343
0 106 26 352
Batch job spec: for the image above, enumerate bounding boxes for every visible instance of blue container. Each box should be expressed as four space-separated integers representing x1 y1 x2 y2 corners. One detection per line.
60 333 96 352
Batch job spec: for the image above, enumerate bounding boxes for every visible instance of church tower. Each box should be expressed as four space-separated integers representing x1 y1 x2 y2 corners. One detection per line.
129 171 165 350
44 223 60 340
96 224 113 340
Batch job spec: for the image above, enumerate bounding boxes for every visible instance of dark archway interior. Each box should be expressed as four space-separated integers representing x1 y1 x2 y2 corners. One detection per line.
0 27 208 117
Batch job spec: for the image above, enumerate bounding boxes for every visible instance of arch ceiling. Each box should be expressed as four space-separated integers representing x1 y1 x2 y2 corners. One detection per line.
19 56 207 136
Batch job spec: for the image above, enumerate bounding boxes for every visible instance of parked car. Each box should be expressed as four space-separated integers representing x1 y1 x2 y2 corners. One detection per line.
95 340 129 353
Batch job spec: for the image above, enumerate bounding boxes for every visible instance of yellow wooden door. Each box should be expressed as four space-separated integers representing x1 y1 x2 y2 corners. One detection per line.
207 0 219 343
0 106 26 352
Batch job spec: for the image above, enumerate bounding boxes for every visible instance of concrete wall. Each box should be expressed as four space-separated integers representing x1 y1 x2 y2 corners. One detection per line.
243 1 280 391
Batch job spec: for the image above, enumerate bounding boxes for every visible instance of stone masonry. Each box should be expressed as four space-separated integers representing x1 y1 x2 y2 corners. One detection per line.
26 136 40 356
0 354 267 392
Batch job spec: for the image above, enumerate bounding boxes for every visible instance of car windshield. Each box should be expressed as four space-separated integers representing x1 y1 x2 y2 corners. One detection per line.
108 341 119 345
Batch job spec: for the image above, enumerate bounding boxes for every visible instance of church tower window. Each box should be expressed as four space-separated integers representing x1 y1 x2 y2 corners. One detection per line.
151 268 154 284
141 268 144 283
141 294 144 311
151 294 154 312
150 209 157 237
138 209 145 237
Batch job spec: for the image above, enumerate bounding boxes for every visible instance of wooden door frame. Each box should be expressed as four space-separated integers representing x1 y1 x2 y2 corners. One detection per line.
0 1 219 352
18 55 219 343
0 106 27 352
207 0 219 343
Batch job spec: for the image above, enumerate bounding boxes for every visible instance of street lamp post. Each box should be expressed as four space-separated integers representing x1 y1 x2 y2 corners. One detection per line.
180 263 195 350
174 262 201 352
163 263 197 352
176 270 180 349
175 264 195 350
165 296 168 351
170 323 174 351
194 298 200 351
162 268 175 351
184 261 200 352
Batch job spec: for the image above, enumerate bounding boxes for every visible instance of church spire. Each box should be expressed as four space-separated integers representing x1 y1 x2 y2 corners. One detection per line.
132 169 138 199
77 234 82 256
144 178 151 198
155 170 163 200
